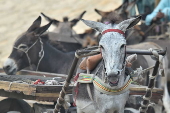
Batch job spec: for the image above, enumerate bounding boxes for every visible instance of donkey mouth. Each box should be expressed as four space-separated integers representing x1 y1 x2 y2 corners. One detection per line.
109 78 119 86
5 68 17 75
9 68 17 75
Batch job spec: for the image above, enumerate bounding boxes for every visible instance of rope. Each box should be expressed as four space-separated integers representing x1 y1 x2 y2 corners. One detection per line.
139 49 161 112
139 107 147 113
54 81 72 112
36 38 44 71
14 39 38 70
8 82 13 91
149 74 156 79
8 80 28 91
13 37 44 71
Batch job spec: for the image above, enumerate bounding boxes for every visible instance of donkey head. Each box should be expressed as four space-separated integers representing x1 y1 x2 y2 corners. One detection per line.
95 9 123 25
3 16 52 75
81 16 141 87
41 11 86 28
95 0 136 24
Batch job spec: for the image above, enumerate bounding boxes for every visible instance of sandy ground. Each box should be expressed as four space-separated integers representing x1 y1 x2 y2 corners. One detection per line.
0 0 121 104
0 0 121 67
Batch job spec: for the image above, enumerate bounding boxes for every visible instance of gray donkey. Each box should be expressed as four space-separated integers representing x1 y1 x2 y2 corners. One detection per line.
73 16 141 113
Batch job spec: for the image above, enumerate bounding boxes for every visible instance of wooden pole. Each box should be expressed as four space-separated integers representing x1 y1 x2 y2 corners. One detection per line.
53 47 100 113
53 56 79 113
139 60 159 113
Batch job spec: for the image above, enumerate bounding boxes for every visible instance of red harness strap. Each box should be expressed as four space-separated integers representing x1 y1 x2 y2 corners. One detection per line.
73 73 80 106
102 29 125 37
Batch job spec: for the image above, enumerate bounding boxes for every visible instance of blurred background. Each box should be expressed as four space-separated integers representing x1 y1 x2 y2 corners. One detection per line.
0 0 121 66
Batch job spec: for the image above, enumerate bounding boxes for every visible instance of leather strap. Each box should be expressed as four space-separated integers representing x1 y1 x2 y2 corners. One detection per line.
102 29 125 36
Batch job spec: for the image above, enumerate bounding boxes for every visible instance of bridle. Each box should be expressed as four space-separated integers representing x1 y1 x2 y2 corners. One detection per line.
102 29 125 36
91 29 131 93
13 36 44 71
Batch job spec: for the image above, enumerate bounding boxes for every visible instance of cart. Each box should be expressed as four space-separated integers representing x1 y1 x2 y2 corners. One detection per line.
0 48 166 113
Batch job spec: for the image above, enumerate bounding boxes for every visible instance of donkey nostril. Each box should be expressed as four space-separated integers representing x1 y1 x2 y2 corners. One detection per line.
107 71 119 77
6 65 11 70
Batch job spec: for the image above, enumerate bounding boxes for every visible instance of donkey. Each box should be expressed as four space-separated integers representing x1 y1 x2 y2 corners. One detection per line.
95 7 170 74
3 16 75 75
73 16 141 113
94 1 164 45
79 28 100 47
41 11 86 52
41 11 86 35
95 5 170 81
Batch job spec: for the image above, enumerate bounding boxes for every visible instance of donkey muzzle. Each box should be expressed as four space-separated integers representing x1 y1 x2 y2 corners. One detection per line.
3 58 17 75
107 70 120 86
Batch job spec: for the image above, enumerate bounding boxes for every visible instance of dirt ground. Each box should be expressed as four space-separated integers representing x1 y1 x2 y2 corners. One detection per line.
0 0 121 67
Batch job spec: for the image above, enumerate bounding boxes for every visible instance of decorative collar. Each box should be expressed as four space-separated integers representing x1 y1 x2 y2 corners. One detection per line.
102 29 125 37
93 75 132 95
77 73 132 95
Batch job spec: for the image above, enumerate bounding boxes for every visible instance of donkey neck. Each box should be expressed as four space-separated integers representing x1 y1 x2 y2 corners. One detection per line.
36 38 75 74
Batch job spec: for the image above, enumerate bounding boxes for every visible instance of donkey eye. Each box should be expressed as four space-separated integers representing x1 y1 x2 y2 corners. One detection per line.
120 44 125 49
100 45 104 49
18 44 28 50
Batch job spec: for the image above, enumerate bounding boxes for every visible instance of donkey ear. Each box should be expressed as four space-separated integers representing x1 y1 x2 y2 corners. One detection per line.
41 12 60 26
114 0 128 12
81 19 106 33
27 16 41 32
117 16 141 32
95 9 109 17
71 11 86 27
34 21 53 35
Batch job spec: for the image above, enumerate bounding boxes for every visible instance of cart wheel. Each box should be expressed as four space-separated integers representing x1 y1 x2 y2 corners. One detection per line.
0 98 31 113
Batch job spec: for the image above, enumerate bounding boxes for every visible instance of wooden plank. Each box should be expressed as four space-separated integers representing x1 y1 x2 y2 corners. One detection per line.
35 85 73 93
0 80 163 96
129 86 163 93
35 97 57 102
0 81 36 95
129 86 163 100
17 70 68 78
0 74 63 82
35 93 59 97
0 74 163 102
0 68 67 78
0 89 36 100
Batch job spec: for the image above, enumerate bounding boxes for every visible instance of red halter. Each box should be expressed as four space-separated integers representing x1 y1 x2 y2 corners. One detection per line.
102 29 125 37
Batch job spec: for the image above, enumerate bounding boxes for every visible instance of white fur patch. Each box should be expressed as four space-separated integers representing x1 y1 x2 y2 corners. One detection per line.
3 58 17 74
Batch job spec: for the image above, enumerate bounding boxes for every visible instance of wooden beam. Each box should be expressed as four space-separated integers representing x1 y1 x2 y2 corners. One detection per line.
129 85 163 100
0 81 36 95
0 74 63 82
0 68 68 78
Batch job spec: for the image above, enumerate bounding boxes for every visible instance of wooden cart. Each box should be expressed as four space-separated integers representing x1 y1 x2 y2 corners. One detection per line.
0 68 163 113
0 69 75 113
